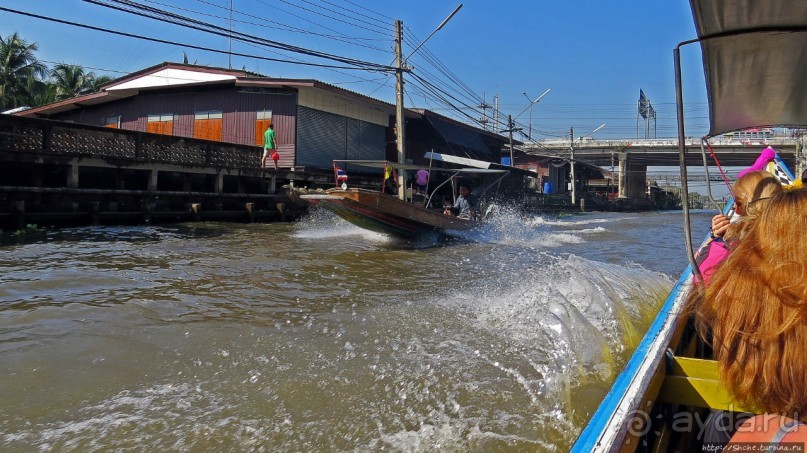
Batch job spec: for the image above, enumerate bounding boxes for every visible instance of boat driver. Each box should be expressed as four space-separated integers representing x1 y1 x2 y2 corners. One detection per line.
443 182 478 220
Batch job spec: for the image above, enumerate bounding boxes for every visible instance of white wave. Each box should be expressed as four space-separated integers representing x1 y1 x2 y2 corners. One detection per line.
537 232 586 246
443 252 672 393
292 207 390 242
574 227 608 234
527 216 636 228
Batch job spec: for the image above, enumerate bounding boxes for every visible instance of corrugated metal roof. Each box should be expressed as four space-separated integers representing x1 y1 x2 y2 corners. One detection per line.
16 62 498 141
18 62 401 118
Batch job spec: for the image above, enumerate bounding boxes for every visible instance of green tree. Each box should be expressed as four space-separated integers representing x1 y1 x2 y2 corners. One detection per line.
0 32 47 110
19 76 55 107
51 64 114 99
50 63 94 100
88 74 114 92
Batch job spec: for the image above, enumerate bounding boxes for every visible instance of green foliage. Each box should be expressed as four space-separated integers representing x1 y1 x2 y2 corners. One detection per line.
10 223 38 237
0 32 47 110
51 63 94 100
0 32 115 110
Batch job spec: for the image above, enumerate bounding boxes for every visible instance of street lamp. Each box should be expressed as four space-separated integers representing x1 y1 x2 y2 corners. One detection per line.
521 89 551 141
578 123 606 143
569 123 606 207
405 4 463 64
502 88 550 166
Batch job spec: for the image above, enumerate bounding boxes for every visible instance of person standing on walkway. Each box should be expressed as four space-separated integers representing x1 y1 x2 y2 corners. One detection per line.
261 124 278 169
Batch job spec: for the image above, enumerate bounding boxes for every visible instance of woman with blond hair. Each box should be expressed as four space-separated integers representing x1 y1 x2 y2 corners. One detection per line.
696 170 783 284
696 189 807 446
710 170 784 242
706 188 807 413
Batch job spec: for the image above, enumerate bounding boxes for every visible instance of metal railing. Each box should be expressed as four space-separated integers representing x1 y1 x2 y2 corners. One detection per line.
0 114 260 169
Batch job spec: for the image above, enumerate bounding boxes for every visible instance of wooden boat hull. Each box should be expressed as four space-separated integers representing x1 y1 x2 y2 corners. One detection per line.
300 188 476 237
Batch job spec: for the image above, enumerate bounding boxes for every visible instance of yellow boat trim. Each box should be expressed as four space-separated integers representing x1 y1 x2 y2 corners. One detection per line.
659 356 756 413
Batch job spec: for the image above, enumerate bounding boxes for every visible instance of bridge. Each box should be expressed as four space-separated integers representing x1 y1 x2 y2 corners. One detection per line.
523 137 805 200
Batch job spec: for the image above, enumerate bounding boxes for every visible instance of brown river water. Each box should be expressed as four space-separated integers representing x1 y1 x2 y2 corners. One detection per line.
0 207 712 451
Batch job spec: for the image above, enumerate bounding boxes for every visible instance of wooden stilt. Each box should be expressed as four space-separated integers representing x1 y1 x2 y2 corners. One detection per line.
246 202 255 223
14 201 25 230
191 203 202 221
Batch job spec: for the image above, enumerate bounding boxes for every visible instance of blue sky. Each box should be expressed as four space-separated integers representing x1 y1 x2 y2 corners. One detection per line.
0 0 710 141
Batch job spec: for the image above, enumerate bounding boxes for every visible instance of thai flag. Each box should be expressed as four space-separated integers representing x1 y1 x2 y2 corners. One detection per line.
335 167 348 181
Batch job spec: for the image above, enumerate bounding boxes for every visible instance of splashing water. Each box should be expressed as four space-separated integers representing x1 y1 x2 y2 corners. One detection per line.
0 208 708 451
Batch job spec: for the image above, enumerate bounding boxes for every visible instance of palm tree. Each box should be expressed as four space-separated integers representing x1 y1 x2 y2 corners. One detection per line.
87 74 114 93
50 63 94 100
19 76 55 107
0 32 47 110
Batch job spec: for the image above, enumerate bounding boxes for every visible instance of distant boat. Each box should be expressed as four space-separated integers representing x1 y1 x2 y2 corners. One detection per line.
300 160 509 238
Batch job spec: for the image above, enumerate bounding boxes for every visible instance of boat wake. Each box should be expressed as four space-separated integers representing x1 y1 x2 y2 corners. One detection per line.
291 206 391 242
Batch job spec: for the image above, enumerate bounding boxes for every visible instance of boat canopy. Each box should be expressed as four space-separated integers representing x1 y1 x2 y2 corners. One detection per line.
332 159 507 174
691 0 807 137
423 151 491 169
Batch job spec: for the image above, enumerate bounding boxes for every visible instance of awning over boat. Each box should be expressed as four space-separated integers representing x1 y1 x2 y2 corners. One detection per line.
425 116 495 161
333 160 425 171
690 0 807 136
332 159 506 173
423 152 491 169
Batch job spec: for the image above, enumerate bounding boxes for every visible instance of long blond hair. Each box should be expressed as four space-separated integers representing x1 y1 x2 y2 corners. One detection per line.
702 189 807 418
724 171 783 242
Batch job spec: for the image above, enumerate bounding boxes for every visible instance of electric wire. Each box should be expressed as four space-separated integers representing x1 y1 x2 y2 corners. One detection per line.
86 0 394 70
316 0 391 27
264 0 390 36
142 0 389 52
0 6 391 71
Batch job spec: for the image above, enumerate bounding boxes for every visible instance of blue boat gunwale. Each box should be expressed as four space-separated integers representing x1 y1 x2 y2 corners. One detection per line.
573 195 738 450
571 263 694 451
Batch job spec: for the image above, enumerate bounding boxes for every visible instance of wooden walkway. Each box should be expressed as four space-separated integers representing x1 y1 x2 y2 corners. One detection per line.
0 115 328 230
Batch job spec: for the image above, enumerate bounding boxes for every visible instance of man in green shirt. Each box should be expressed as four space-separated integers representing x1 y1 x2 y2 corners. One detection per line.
261 124 278 169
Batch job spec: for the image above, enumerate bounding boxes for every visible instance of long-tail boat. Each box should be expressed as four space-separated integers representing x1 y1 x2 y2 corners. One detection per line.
300 159 509 238
573 1 807 450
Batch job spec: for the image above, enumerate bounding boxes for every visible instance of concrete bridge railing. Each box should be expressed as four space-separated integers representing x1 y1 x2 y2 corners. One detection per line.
529 137 802 149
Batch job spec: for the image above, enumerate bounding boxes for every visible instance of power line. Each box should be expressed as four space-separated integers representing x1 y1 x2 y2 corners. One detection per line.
86 0 393 70
317 0 392 27
262 0 390 36
138 0 390 52
340 0 393 22
0 6 394 71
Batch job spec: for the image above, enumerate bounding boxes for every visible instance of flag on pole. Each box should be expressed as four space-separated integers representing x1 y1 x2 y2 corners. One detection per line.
333 164 348 187
336 168 348 181
638 89 649 119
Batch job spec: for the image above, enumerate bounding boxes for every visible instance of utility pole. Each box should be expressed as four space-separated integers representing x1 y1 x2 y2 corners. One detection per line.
499 115 521 166
570 127 577 206
228 0 233 69
478 95 491 131
392 6 461 200
508 115 515 165
494 93 499 135
522 93 533 140
394 20 406 200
